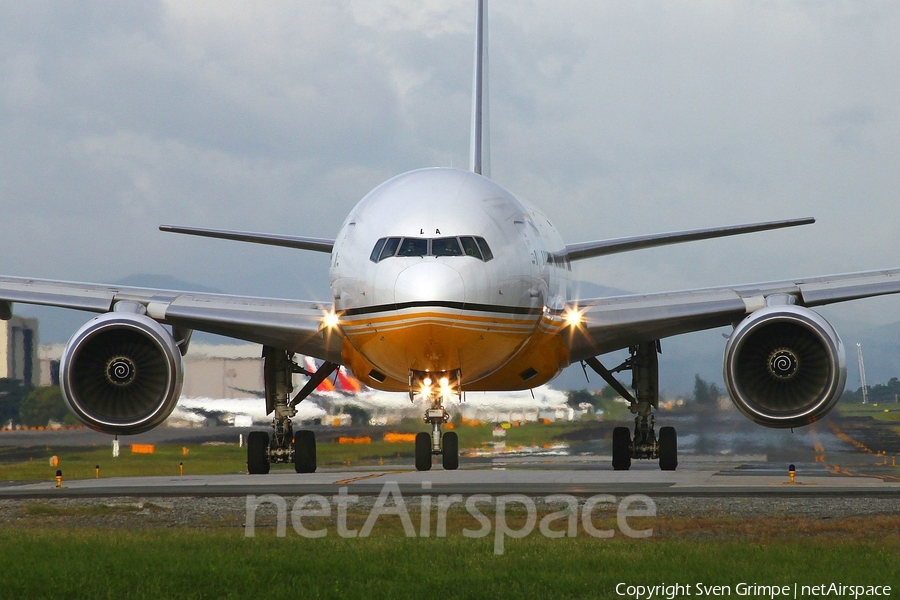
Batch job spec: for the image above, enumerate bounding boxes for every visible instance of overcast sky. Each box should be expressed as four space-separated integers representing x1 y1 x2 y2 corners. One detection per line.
3 1 900 390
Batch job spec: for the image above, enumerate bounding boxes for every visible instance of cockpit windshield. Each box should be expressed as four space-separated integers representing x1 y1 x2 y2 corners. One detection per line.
397 237 428 257
431 237 462 256
370 236 493 263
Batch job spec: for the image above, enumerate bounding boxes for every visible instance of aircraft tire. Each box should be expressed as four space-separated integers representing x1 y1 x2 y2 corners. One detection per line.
294 430 317 474
658 426 677 471
442 431 459 470
612 426 631 471
247 431 270 475
415 432 432 471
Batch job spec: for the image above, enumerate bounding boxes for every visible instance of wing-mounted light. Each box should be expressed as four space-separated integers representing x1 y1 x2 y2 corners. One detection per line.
318 308 343 351
564 306 584 328
321 309 341 330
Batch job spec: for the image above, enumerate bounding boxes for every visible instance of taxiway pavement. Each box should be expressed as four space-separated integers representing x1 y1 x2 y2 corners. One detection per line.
3 456 898 499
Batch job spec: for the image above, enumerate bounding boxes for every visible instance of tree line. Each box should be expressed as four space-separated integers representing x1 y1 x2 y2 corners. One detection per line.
566 374 723 411
0 379 76 428
841 377 900 404
567 372 900 409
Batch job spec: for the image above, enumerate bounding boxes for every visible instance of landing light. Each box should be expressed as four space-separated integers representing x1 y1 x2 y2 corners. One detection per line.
322 310 340 329
564 307 583 328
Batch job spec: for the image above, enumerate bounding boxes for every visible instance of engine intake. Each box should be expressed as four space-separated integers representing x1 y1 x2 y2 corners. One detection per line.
60 312 184 435
723 305 845 428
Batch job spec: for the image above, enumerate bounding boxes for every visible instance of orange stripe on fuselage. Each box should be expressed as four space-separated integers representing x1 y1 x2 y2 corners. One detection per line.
339 305 567 387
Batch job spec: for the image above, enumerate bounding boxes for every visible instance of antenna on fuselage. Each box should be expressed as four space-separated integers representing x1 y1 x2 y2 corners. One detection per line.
469 0 490 178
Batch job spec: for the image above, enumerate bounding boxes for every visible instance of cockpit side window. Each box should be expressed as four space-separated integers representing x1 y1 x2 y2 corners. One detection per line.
369 238 387 263
397 237 428 257
379 237 402 261
459 236 483 260
432 237 463 257
475 237 493 261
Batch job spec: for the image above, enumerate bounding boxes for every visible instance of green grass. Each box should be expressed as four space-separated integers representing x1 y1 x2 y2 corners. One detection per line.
2 525 898 600
0 444 249 481
836 402 900 421
0 421 598 481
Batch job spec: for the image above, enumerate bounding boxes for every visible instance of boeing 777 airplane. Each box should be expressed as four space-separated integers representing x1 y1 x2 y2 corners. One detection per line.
3 1 900 473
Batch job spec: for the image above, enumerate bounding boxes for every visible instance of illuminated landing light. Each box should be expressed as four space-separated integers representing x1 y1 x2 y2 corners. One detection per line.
564 307 584 328
322 309 340 330
439 376 452 397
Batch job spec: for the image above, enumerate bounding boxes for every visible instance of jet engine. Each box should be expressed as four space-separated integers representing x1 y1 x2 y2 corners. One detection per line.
723 305 846 428
60 312 184 435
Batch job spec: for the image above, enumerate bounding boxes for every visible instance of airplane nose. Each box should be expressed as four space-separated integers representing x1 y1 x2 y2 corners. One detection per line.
394 262 466 305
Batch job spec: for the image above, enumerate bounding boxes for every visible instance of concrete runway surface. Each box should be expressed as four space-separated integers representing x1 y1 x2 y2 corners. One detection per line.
3 410 898 499
3 455 898 499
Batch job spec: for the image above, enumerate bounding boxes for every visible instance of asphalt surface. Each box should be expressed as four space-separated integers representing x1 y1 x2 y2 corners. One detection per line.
2 454 898 499
3 410 898 499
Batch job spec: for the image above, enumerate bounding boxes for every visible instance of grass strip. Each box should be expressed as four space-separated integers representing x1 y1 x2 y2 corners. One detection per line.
0 421 599 481
2 526 897 600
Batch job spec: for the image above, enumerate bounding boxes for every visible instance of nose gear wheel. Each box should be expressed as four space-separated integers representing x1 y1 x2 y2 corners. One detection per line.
411 370 460 471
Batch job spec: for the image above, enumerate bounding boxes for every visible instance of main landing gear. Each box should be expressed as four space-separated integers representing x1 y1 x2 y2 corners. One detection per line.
584 341 677 471
247 347 338 475
411 371 460 471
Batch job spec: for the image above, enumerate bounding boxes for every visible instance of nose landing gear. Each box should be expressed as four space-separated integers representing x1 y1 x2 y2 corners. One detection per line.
411 370 460 471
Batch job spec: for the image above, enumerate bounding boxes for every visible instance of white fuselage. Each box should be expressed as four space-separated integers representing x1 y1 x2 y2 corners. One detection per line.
329 168 572 392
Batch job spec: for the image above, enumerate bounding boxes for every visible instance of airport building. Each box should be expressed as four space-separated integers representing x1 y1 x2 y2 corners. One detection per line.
0 316 40 385
39 342 265 398
180 343 264 399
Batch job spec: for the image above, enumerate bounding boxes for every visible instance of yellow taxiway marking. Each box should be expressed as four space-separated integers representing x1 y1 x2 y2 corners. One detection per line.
334 471 407 485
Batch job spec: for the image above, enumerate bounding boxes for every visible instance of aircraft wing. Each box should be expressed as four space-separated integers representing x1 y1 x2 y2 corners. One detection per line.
0 275 342 362
159 225 335 253
565 268 900 362
564 217 814 261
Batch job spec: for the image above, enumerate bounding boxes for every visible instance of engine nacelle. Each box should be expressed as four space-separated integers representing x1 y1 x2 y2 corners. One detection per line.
723 305 846 428
60 312 184 435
